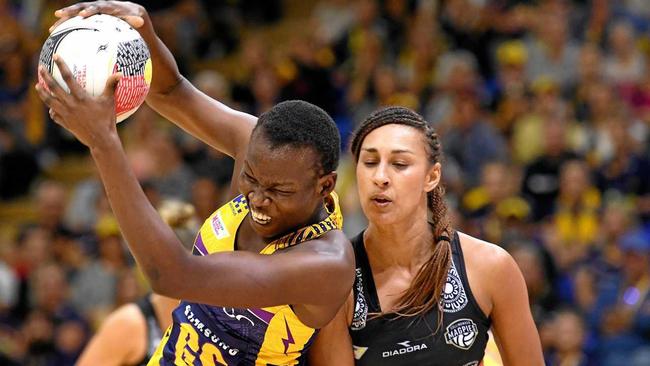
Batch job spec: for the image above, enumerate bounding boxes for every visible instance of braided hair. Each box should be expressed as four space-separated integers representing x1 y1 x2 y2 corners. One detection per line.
350 106 452 322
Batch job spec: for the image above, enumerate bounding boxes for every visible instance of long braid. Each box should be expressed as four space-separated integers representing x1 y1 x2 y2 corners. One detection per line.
351 107 453 327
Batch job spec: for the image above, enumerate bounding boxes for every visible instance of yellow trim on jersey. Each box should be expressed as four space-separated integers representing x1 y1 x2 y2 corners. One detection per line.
254 306 316 365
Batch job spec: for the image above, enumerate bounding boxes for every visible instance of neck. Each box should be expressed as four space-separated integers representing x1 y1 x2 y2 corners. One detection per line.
266 202 327 244
364 210 434 270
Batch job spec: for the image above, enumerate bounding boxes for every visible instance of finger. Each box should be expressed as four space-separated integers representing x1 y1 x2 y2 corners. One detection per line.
53 55 85 99
48 108 67 126
78 4 100 18
121 15 145 28
35 84 66 114
54 3 89 18
38 64 68 101
51 3 100 32
103 72 123 98
35 83 54 106
99 2 145 28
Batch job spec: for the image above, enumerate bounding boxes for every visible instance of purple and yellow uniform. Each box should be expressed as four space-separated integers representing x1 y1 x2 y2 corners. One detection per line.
148 193 343 366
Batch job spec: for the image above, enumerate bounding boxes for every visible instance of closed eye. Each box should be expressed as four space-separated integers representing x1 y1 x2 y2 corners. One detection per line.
271 189 294 196
244 172 257 183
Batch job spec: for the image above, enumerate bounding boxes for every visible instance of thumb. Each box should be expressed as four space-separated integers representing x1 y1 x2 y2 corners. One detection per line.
103 72 123 98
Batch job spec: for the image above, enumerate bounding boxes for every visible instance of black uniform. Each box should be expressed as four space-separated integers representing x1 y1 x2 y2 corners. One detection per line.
349 231 491 366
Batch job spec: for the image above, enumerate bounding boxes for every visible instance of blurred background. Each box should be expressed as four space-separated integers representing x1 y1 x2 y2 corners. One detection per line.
0 0 649 365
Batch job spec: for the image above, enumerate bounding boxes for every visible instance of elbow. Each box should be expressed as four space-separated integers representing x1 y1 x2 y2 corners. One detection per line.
149 277 171 298
151 76 186 99
148 270 184 299
144 253 190 299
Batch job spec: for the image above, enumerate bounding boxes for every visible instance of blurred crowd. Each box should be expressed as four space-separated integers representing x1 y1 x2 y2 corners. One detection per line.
0 0 649 365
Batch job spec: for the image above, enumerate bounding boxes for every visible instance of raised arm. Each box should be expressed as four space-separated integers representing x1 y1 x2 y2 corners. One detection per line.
52 1 256 160
36 58 354 327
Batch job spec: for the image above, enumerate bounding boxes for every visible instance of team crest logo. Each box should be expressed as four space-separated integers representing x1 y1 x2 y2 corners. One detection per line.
441 261 468 313
229 195 248 215
445 318 478 350
351 268 368 330
462 362 479 366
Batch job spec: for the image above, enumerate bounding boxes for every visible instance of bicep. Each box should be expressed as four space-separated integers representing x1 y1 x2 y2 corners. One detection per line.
146 78 256 158
308 296 354 366
490 253 544 366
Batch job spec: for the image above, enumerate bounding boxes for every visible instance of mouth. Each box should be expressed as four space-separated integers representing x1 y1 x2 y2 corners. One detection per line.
370 194 392 207
250 209 272 225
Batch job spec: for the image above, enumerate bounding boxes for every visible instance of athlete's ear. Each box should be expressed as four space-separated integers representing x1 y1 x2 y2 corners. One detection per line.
425 162 441 193
318 171 337 197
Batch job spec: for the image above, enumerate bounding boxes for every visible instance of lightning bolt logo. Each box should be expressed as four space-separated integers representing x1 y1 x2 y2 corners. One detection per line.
281 316 295 354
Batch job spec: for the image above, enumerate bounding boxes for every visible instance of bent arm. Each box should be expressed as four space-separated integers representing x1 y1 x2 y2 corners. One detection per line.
308 295 355 366
489 250 544 366
90 138 354 312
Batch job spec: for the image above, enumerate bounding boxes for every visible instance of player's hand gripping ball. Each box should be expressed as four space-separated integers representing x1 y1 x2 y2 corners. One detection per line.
38 14 152 122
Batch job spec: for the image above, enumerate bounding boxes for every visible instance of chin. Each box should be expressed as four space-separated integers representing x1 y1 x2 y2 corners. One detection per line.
248 218 277 238
364 210 399 226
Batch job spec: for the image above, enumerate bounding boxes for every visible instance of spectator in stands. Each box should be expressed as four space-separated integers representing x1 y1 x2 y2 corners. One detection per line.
592 230 650 366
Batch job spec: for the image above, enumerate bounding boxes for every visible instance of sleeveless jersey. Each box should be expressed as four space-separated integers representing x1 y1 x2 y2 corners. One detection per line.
134 294 163 366
149 193 343 366
349 231 491 366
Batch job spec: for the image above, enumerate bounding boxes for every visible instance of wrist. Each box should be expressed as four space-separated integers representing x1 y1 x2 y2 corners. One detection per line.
139 18 156 40
89 131 122 157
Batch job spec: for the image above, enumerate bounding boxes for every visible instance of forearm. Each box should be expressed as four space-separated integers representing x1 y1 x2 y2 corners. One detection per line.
89 135 188 290
138 21 182 96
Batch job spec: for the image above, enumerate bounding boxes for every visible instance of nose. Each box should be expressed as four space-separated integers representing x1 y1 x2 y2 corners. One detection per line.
371 163 389 187
247 189 270 208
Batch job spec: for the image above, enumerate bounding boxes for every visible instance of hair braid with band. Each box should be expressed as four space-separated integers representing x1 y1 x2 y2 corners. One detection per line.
351 106 453 325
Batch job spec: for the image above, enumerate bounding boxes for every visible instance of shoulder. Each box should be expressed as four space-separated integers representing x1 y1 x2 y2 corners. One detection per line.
458 232 513 265
100 303 147 333
79 303 147 365
457 232 523 300
458 232 515 269
295 230 353 259
293 230 355 282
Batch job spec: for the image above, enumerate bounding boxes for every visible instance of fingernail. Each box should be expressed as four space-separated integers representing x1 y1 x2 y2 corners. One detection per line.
54 10 62 16
53 54 59 61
